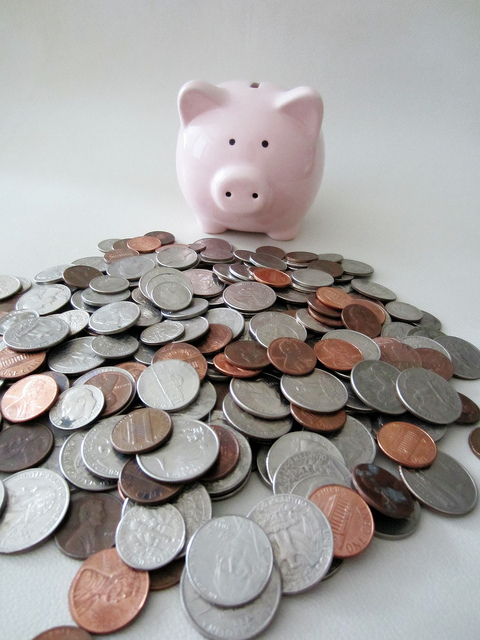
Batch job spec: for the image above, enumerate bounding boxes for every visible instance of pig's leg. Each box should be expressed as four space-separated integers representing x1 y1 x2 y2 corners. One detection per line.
268 224 299 241
200 220 228 234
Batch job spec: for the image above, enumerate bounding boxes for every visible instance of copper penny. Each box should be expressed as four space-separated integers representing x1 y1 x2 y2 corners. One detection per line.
86 371 133 417
346 297 387 324
68 547 149 634
308 259 344 278
307 293 342 318
152 342 207 380
375 337 422 371
0 423 54 472
309 484 374 558
116 361 147 382
251 267 292 288
212 353 260 378
469 427 480 459
111 407 172 454
1 373 58 423
307 308 344 327
145 230 175 245
267 337 317 375
341 304 382 338
119 457 185 505
62 265 103 289
416 347 454 380
316 287 353 310
32 627 93 640
149 557 185 591
377 421 437 468
104 248 140 263
55 492 123 560
456 392 480 424
127 236 162 252
201 423 240 481
223 340 270 370
352 463 415 519
314 338 363 372
290 404 347 433
0 347 46 379
194 323 233 355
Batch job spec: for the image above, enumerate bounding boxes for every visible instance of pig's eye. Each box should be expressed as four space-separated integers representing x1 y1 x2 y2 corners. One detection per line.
262 140 269 148
229 139 236 146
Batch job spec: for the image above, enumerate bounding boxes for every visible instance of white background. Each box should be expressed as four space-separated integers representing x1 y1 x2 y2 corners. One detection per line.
0 2 479 639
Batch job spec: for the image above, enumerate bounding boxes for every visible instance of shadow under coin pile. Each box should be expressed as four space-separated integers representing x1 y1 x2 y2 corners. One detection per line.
0 231 479 639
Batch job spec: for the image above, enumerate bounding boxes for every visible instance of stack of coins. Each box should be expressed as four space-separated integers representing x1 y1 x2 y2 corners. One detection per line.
0 231 479 640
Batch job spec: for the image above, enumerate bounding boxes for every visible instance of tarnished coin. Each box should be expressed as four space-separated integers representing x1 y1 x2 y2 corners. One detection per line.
377 420 437 468
62 265 102 289
267 337 317 375
184 268 225 298
372 499 422 541
149 557 185 591
137 360 200 411
201 423 240 481
212 352 260 378
469 427 480 459
415 347 454 380
49 385 105 430
433 335 480 379
280 369 348 413
55 492 123 559
385 300 423 323
0 423 54 472
186 514 273 607
396 368 462 424
399 451 478 515
1 373 58 423
230 376 291 419
194 323 233 355
350 360 405 415
315 287 353 310
0 468 70 553
457 392 480 425
119 458 185 505
111 407 172 454
314 338 363 371
309 484 374 558
4 315 70 352
352 463 415 519
248 494 334 593
68 548 149 634
340 259 374 276
224 340 269 370
341 303 382 338
82 369 134 417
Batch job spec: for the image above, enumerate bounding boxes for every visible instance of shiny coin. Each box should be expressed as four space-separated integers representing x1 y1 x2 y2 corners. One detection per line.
163 297 209 320
281 368 348 413
140 320 185 345
80 416 129 479
0 275 22 300
91 333 139 359
230 376 291 419
194 323 233 355
68 548 149 634
176 315 210 342
250 252 287 271
328 414 377 471
1 373 58 423
48 336 106 374
0 468 70 553
156 245 198 269
151 281 193 311
223 281 276 313
291 268 334 289
58 309 91 336
137 360 200 411
205 306 245 339
351 360 405 415
16 284 71 315
315 286 353 309
273 449 351 494
385 300 423 322
433 335 480 379
153 342 207 381
59 431 117 492
396 368 462 424
350 279 397 301
0 422 54 472
314 338 363 371
81 287 131 307
88 301 140 334
352 463 415 519
49 385 105 430
88 274 130 294
252 267 291 288
111 407 172 454
186 514 273 606
340 259 374 276
184 268 224 297
4 315 70 352
322 329 381 360
106 254 156 280
0 347 46 379
0 309 38 335
222 393 292 441
399 451 478 515
80 368 134 417
127 235 162 252
35 264 72 284
377 420 437 468
255 315 307 348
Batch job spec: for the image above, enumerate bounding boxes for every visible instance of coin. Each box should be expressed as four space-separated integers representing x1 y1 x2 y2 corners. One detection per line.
377 420 437 468
1 373 58 423
137 360 200 411
111 407 172 454
230 376 291 419
31 626 93 640
267 337 317 375
290 404 347 433
119 457 185 504
314 338 363 371
350 279 397 302
350 360 405 415
415 347 454 380
222 393 292 441
4 315 70 352
374 337 422 371
201 423 240 481
149 557 185 591
352 463 415 519
469 427 480 459
396 368 462 424
433 335 480 379
456 392 480 424
49 385 105 430
194 323 233 355
224 340 269 370
341 303 382 338
68 548 149 634
0 423 54 472
0 347 46 379
316 287 353 309
280 368 348 413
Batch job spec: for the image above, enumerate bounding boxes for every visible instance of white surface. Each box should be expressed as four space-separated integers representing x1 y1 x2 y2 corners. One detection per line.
0 2 479 639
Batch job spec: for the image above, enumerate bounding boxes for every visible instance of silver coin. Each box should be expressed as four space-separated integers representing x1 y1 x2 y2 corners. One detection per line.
16 284 71 315
344 380 375 412
156 245 199 269
98 238 120 252
72 256 107 272
186 514 273 607
173 380 217 420
172 483 212 556
255 316 307 348
59 431 117 491
81 417 129 479
144 270 194 300
137 417 219 482
176 316 210 342
106 254 156 280
250 252 287 271
137 360 200 411
57 309 90 336
223 281 276 313
290 268 334 289
381 322 414 339
116 503 186 570
184 269 225 298
350 360 405 414
322 329 381 360
0 275 22 300
70 290 96 312
205 307 245 339
385 301 423 323
295 307 331 333
340 259 373 276
399 451 478 515
350 279 397 301
49 385 105 430
140 321 185 345
248 493 334 594
291 472 350 498
213 263 238 284
433 335 480 379
230 262 254 281
162 297 210 320
3 315 70 352
88 301 140 335
48 337 106 374
202 424 252 499
34 264 71 284
0 468 70 554
151 281 193 311
276 288 310 304
222 393 292 441
180 562 281 640
134 343 156 365
401 335 451 359
281 369 348 413
256 445 271 487
230 376 291 419
272 449 352 495
328 414 377 471
81 288 130 307
372 499 422 540
266 431 345 483
0 309 38 335
396 368 462 424
0 479 6 517
318 253 343 262
88 274 130 294
135 304 164 327
249 311 286 339
91 333 139 359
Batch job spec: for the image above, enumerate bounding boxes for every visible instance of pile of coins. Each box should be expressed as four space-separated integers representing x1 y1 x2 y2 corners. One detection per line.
0 231 479 639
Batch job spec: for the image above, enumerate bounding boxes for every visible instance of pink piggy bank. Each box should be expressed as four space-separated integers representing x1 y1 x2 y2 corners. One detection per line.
176 80 324 241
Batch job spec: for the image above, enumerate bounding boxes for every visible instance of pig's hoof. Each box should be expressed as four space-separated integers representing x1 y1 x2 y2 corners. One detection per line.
267 226 299 241
200 221 228 234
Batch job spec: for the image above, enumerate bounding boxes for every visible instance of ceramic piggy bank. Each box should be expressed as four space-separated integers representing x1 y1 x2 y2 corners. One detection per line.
176 80 324 240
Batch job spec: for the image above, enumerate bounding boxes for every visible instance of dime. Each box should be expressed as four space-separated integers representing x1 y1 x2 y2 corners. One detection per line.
49 385 105 430
81 416 129 479
91 334 139 359
88 274 130 294
59 432 117 492
385 300 423 323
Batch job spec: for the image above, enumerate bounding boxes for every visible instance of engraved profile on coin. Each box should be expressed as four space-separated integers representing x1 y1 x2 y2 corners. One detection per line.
59 496 111 558
50 385 104 430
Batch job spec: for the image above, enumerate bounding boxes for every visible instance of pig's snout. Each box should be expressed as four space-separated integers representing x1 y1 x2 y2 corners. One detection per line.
211 166 271 215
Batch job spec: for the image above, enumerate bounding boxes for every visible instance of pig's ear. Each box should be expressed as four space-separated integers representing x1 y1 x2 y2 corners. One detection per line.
178 81 228 128
276 87 324 139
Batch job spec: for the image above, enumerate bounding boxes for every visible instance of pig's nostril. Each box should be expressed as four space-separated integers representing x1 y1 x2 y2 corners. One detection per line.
225 192 232 198
252 193 259 199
